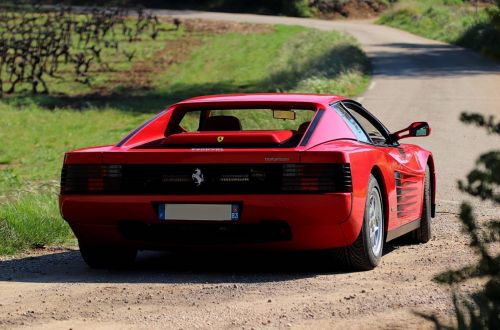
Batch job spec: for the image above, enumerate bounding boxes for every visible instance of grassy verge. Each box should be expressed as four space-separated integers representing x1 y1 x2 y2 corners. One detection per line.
0 20 370 255
157 25 369 100
377 0 500 59
0 189 74 255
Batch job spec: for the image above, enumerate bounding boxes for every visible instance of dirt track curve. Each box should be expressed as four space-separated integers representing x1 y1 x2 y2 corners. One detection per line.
1 11 500 330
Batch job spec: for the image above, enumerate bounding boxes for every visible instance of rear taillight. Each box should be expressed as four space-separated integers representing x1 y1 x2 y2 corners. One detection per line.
61 165 122 193
281 164 352 193
60 163 352 194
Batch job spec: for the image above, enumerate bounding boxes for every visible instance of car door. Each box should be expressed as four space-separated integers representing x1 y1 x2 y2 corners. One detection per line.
340 101 424 226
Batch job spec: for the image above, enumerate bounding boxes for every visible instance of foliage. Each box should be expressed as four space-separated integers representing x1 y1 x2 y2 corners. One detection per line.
0 4 164 95
378 0 500 59
11 0 391 18
32 0 314 17
310 0 389 17
421 113 499 329
455 3 500 59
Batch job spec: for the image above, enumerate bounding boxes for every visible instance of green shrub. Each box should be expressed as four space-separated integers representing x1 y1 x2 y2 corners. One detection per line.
378 0 500 59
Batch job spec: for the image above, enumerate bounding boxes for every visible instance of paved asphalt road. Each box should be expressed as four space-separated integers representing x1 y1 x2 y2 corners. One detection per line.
1 10 499 330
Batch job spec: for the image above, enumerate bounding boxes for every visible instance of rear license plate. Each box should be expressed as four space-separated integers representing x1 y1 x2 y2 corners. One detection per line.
158 203 240 221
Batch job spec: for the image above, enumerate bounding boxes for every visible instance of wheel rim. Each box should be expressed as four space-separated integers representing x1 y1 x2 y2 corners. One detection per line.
368 187 383 256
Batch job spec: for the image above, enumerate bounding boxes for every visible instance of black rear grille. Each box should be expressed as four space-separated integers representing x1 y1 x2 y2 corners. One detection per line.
61 163 352 194
118 221 292 244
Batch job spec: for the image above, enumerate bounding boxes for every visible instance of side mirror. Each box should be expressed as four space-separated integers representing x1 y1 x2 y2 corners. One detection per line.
391 122 431 141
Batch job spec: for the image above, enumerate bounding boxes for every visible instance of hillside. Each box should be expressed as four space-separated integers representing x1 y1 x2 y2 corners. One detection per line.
14 0 391 18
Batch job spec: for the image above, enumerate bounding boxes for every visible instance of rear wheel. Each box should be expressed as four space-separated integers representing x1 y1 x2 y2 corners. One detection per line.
79 242 137 269
412 166 432 243
341 174 385 271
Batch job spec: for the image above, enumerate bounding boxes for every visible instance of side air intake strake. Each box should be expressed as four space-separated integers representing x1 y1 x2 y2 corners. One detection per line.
61 163 352 194
394 171 420 218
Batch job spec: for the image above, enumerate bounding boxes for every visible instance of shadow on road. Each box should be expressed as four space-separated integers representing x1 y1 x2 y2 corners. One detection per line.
0 243 401 284
0 250 337 284
371 42 500 77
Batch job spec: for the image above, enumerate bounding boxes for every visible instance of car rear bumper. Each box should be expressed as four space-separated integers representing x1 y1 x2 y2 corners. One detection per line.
60 193 357 250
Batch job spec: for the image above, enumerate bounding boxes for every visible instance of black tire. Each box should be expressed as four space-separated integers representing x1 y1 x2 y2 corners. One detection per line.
79 242 137 269
412 166 432 243
339 174 385 271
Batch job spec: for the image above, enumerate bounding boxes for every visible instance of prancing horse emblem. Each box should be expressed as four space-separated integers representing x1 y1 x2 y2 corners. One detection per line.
217 136 224 143
192 168 204 186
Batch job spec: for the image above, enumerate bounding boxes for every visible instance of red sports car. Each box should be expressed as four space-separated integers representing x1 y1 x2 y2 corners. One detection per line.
60 93 436 270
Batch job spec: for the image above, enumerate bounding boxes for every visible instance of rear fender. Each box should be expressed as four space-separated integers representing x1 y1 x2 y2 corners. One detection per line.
341 145 389 244
370 165 391 238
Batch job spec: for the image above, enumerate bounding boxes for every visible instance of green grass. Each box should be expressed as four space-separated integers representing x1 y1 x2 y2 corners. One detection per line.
378 0 500 59
157 25 369 101
0 189 74 255
0 21 370 255
0 103 151 186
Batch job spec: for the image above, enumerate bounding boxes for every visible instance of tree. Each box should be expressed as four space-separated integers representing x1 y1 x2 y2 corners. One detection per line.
0 4 163 95
420 113 499 329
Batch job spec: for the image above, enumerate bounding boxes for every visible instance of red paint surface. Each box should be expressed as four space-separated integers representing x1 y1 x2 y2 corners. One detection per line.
164 130 294 145
60 93 434 251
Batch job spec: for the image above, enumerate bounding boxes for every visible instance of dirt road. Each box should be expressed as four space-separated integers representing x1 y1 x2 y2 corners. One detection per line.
1 11 500 330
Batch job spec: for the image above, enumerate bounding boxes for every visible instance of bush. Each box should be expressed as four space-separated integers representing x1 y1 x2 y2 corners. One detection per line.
421 113 500 329
456 4 500 59
378 0 500 59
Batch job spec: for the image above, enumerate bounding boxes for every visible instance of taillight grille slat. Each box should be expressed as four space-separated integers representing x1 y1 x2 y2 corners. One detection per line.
61 163 352 194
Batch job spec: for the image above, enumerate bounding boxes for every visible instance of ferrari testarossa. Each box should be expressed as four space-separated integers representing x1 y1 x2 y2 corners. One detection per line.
59 93 436 270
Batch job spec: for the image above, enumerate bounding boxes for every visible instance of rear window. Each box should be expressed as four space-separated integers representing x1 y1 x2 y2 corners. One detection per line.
177 109 315 132
135 108 318 149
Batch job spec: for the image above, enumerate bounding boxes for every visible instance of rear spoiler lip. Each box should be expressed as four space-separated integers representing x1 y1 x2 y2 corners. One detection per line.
162 130 294 146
